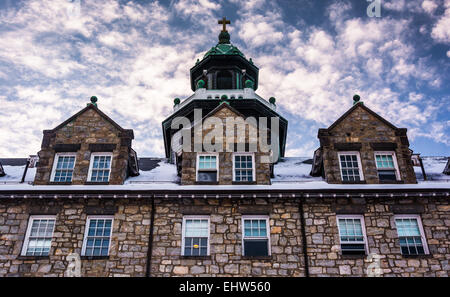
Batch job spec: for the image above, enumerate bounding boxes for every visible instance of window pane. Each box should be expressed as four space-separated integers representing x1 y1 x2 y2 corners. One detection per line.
244 239 268 256
339 154 361 181
25 218 55 256
395 218 425 255
83 218 113 256
338 218 364 243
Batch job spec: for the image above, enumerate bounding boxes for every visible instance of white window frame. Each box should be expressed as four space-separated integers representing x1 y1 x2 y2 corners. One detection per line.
181 215 211 256
337 151 364 181
196 153 219 182
50 152 77 182
81 215 114 257
336 215 369 255
87 152 113 182
21 215 56 256
241 215 271 256
374 151 401 181
232 152 256 182
394 214 429 255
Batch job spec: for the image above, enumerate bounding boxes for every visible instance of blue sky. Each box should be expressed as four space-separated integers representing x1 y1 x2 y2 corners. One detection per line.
0 0 448 158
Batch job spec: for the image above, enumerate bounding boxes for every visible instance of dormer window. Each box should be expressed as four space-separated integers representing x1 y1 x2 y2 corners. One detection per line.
88 153 113 182
337 152 364 182
196 154 218 182
374 151 400 181
51 153 76 182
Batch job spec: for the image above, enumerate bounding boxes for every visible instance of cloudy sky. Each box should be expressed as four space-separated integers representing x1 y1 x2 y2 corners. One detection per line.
0 0 449 158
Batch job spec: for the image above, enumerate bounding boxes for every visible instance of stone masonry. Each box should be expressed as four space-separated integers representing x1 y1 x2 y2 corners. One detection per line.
318 103 417 184
34 106 134 185
0 195 447 277
181 103 271 185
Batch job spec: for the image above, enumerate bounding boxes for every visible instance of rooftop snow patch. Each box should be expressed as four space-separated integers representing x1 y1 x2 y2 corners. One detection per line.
126 160 179 184
414 156 450 182
272 157 322 183
0 165 36 184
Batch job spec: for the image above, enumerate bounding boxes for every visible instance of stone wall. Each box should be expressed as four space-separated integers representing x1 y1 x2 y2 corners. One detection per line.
150 197 305 276
181 103 271 185
0 196 448 277
0 198 150 277
34 107 133 185
319 104 417 184
304 196 449 276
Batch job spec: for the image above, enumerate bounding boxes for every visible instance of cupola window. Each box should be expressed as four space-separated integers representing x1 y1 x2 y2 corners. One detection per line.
216 71 232 89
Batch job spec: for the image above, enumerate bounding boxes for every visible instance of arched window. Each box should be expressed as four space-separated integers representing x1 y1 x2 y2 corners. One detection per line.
216 71 233 89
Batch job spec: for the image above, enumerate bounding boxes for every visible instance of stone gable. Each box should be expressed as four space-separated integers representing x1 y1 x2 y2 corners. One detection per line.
34 106 134 185
181 103 271 185
318 104 417 184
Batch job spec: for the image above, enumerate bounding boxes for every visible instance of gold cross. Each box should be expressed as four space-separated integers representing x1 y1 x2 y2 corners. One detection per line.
218 17 230 32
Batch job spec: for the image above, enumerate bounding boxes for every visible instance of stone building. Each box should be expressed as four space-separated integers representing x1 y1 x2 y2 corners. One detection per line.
0 20 449 277
312 95 417 184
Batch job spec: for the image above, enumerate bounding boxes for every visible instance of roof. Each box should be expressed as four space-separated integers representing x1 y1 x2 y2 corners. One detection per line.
51 104 133 138
327 102 399 131
1 157 448 191
414 156 450 182
203 43 246 59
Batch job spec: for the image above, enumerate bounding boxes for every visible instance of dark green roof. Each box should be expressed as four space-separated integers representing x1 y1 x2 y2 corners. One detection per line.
203 42 246 59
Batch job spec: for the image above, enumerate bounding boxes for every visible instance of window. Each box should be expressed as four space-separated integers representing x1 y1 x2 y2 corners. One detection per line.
88 153 112 182
182 216 210 256
336 215 368 255
82 216 113 257
51 153 76 182
242 216 270 257
21 216 56 256
216 71 232 89
337 152 364 182
374 151 400 181
394 215 428 256
233 153 255 182
196 154 218 182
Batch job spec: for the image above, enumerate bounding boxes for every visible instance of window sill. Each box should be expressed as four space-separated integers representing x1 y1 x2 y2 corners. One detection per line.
242 256 272 260
401 254 432 259
340 254 366 259
379 180 404 184
195 181 219 185
17 255 50 260
84 182 110 185
48 182 72 185
232 181 257 185
80 256 110 260
341 181 366 184
181 256 211 260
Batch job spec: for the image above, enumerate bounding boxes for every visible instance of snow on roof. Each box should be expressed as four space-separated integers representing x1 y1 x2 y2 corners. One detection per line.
272 157 321 182
414 156 450 182
0 157 449 190
126 160 179 184
0 165 36 183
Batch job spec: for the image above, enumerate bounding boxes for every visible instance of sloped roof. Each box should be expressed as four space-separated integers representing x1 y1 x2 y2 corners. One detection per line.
51 104 132 137
327 102 399 131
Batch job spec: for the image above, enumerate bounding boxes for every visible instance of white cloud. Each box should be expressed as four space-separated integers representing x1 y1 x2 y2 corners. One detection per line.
422 0 439 15
431 2 450 43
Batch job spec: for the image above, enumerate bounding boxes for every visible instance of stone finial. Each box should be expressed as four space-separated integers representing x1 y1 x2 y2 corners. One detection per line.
174 98 180 106
269 97 276 104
